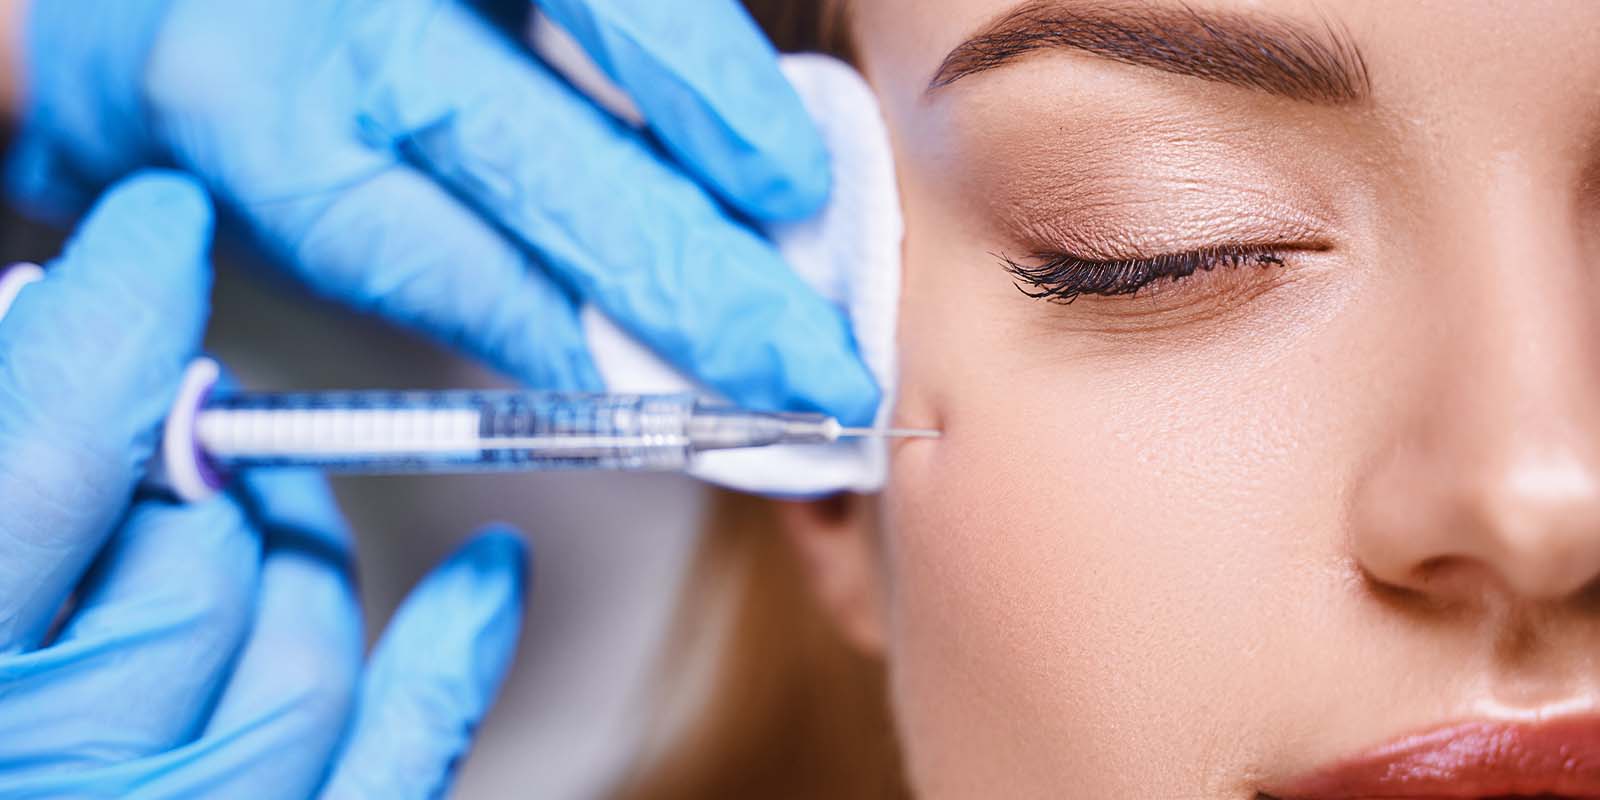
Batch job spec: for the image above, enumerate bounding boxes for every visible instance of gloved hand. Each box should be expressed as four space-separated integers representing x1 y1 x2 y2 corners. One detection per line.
9 0 880 427
0 172 526 798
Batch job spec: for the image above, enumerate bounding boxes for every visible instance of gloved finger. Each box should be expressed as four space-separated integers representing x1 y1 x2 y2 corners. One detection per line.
0 495 261 777
359 2 880 424
319 529 526 799
0 171 214 653
253 163 603 393
0 471 359 799
161 470 361 799
533 0 830 221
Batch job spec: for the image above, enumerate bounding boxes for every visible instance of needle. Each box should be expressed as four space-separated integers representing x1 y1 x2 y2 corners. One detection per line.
836 427 942 440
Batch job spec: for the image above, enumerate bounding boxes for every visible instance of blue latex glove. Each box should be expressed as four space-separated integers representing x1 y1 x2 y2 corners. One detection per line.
10 0 880 427
0 172 526 798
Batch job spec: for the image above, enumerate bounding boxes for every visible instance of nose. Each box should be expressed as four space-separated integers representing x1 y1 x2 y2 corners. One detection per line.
1353 431 1600 603
1348 186 1600 606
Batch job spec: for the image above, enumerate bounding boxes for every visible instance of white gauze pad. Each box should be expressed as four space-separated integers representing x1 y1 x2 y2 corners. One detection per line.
580 54 903 496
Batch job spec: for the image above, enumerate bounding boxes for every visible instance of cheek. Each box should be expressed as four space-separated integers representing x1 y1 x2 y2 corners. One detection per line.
882 392 1286 793
879 268 1382 796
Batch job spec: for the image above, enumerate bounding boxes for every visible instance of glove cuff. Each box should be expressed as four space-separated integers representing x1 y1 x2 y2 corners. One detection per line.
5 0 177 219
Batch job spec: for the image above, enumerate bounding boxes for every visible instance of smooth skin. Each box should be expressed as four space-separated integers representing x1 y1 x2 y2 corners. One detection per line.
0 173 524 798
775 0 1600 796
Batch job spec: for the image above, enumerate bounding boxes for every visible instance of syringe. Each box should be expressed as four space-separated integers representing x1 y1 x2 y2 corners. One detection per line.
149 359 937 501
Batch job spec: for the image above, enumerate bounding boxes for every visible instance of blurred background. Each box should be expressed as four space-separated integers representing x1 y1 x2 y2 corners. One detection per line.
0 203 708 799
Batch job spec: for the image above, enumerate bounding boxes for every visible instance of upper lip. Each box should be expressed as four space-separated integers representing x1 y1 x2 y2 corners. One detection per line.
1270 717 1600 798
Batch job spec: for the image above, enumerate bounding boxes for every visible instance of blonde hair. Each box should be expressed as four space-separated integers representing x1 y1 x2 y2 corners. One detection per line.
615 7 907 795
616 492 906 799
741 0 857 62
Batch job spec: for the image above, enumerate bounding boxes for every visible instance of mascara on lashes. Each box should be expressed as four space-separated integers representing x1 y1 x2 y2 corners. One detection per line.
1000 245 1289 304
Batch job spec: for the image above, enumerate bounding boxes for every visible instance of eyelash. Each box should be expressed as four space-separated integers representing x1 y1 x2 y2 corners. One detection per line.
1000 245 1288 304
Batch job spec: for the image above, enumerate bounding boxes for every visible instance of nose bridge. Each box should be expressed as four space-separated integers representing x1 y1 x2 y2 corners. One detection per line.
1451 164 1598 452
1455 155 1600 449
1351 154 1600 603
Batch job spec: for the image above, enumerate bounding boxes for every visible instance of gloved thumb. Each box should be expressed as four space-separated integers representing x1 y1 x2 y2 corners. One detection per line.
0 170 213 652
320 529 528 799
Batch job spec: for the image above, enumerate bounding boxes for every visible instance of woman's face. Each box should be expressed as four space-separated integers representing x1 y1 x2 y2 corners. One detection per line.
839 0 1600 795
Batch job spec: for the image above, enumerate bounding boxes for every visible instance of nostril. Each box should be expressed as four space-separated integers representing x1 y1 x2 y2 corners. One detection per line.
1362 553 1493 614
1415 554 1452 580
1407 555 1473 601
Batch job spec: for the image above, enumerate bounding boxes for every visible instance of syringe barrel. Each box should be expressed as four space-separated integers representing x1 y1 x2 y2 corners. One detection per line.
196 391 699 474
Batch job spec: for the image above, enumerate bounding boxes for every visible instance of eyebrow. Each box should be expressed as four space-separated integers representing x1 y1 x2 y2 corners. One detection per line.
929 1 1371 105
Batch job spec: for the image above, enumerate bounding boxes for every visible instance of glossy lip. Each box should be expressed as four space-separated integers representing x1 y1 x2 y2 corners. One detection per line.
1269 717 1600 799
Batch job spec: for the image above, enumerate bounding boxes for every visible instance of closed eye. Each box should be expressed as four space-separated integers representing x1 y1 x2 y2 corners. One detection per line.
1000 244 1297 304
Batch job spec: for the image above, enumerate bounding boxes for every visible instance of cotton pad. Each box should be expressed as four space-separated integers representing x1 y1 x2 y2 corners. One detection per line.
0 263 45 320
581 54 903 496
